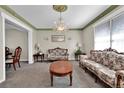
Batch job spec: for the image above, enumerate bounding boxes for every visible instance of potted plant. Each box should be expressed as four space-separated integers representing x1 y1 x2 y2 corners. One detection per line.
75 48 82 55
74 48 82 61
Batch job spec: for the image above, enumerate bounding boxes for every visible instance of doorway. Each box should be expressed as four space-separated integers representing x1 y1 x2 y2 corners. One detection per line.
5 19 28 70
0 12 33 83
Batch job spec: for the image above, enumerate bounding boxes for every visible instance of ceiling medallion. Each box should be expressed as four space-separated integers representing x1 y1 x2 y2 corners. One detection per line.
53 5 68 31
53 5 67 12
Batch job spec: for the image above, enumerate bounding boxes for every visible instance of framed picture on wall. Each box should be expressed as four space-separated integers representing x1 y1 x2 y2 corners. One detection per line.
51 35 65 42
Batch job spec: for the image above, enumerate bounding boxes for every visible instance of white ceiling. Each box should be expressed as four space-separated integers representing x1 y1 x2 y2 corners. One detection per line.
9 5 110 29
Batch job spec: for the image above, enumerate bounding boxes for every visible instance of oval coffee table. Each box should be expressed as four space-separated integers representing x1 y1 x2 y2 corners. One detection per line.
49 61 73 86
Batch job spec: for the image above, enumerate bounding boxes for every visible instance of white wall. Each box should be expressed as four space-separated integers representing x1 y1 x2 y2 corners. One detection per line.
5 29 84 60
32 30 37 54
0 16 5 83
5 29 28 61
36 30 83 60
0 7 34 83
82 26 94 56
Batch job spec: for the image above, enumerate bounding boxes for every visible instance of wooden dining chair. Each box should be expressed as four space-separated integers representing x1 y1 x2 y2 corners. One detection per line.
6 46 22 71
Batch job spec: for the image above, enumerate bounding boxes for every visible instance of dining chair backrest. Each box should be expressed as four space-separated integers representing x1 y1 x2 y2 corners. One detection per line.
13 46 22 63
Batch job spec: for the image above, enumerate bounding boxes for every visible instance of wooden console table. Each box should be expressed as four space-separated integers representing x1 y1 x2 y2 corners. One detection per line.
33 53 44 62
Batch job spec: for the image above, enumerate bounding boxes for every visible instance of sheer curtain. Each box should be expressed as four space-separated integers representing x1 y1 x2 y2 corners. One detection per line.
112 13 124 52
95 21 110 50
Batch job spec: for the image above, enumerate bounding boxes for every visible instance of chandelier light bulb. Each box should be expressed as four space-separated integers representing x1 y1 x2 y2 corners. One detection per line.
57 25 65 31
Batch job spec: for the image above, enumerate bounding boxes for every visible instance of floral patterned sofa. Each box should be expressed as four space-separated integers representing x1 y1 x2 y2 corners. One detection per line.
47 47 69 61
79 49 124 88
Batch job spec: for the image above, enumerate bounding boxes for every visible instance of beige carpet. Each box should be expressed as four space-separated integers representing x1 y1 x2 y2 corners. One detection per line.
0 61 106 88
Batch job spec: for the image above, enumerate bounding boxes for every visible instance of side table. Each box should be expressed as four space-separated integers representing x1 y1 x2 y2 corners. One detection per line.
33 53 44 62
75 53 86 61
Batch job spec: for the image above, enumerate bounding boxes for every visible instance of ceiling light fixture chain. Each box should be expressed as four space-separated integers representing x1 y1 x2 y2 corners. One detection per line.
60 12 62 22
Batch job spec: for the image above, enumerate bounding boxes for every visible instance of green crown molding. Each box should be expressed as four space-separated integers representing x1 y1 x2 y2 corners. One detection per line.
0 5 80 31
36 28 82 31
0 5 36 30
81 5 119 30
0 5 119 31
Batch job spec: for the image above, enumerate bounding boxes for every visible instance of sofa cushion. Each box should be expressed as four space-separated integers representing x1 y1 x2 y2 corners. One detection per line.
82 60 105 74
102 51 110 67
103 52 124 71
90 50 96 61
95 51 102 61
97 67 116 86
90 50 104 64
114 55 124 71
49 52 56 57
105 52 117 70
81 59 116 86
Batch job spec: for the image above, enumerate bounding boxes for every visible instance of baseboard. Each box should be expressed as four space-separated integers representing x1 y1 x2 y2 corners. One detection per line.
20 59 28 62
69 58 75 61
69 58 76 61
0 78 5 83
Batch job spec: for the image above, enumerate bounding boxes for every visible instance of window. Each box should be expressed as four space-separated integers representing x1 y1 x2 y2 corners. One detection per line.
95 21 110 50
95 12 124 52
112 13 124 52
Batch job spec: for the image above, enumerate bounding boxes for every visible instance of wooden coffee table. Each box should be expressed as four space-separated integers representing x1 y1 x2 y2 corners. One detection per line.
49 61 73 86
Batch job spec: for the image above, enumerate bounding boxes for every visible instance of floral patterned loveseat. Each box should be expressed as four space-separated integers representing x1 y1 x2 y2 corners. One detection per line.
47 47 69 61
79 49 124 88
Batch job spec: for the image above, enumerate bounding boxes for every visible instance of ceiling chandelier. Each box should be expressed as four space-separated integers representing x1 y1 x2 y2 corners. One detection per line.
53 5 68 31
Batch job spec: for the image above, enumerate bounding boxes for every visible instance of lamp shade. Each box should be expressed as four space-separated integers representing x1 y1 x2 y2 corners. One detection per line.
78 43 82 47
35 43 40 51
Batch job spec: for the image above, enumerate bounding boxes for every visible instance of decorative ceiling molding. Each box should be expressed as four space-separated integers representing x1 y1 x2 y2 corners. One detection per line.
36 28 82 31
53 5 68 12
0 5 36 30
0 5 119 31
81 5 119 30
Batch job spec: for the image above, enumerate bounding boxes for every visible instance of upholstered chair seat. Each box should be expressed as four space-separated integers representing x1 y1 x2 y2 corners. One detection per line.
6 59 13 63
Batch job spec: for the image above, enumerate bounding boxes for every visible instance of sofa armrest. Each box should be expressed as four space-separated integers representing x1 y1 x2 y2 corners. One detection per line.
79 55 88 62
79 55 88 66
115 70 124 88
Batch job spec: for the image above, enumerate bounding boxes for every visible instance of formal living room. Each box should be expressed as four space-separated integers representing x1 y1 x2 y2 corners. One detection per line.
0 5 124 88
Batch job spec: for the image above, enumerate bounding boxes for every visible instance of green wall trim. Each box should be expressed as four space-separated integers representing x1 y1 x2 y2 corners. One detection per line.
0 5 81 31
0 5 119 31
81 5 119 30
36 28 82 31
0 5 36 30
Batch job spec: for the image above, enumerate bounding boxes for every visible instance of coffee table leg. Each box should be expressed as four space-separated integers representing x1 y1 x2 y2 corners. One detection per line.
70 73 72 86
51 74 53 86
